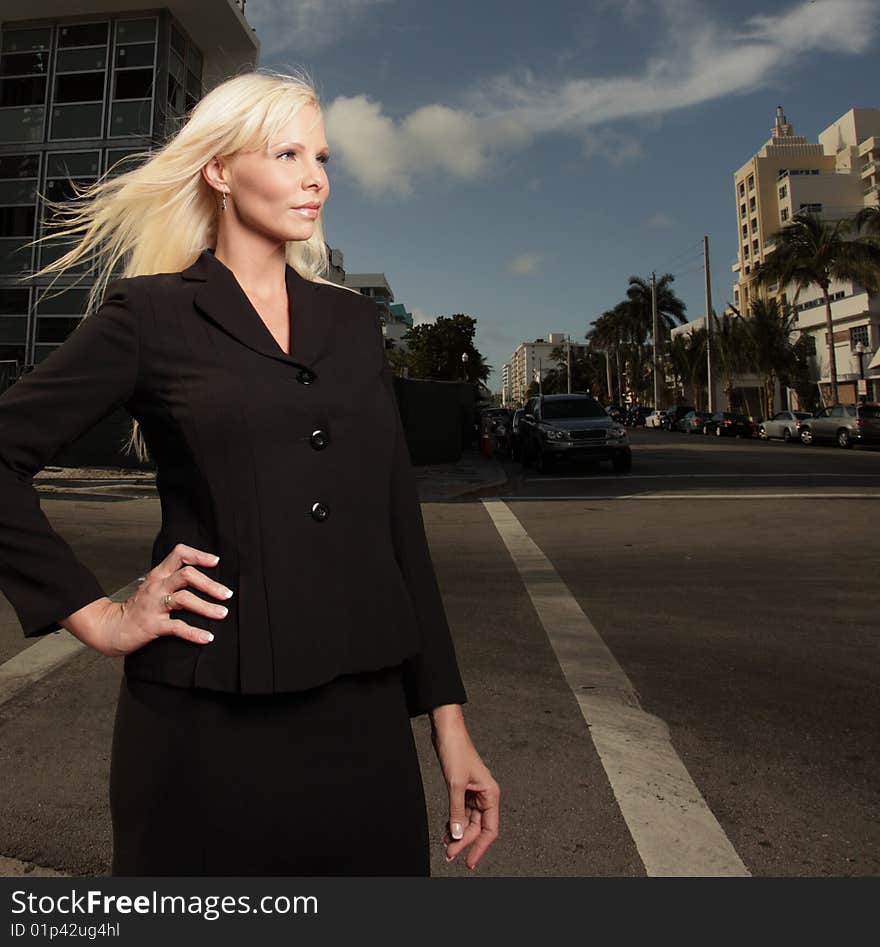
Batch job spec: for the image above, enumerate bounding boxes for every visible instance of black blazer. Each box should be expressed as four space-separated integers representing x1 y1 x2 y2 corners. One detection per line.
0 247 467 717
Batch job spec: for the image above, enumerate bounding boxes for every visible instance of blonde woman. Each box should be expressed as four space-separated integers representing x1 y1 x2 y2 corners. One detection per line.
0 67 499 876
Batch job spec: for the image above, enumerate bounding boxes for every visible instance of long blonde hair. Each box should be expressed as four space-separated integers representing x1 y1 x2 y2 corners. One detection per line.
18 66 329 463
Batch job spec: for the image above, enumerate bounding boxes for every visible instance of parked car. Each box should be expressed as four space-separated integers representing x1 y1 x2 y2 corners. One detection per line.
509 407 527 461
798 403 880 448
644 409 667 429
758 410 814 442
662 405 695 431
702 411 755 438
677 409 713 434
605 403 626 423
479 407 513 454
624 405 652 427
518 393 632 474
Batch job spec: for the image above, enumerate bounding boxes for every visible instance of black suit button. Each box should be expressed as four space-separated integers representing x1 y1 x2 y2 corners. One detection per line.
310 428 329 450
297 368 316 385
310 501 329 521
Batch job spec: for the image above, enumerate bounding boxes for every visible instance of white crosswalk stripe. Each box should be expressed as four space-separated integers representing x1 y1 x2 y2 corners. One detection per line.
482 497 750 877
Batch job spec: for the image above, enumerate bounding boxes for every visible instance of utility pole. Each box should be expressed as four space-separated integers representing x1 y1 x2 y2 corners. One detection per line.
651 271 660 409
566 334 572 393
604 349 613 402
703 235 715 413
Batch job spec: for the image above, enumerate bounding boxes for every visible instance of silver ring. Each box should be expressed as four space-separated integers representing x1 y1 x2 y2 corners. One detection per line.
164 592 173 610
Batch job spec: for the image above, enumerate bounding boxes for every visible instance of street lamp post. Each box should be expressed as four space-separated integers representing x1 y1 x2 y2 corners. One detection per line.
855 341 866 403
461 351 469 382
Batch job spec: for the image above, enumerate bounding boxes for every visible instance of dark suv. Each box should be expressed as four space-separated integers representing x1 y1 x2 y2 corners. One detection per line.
518 393 632 474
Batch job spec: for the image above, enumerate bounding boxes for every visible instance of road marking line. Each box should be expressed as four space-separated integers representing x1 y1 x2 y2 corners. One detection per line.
482 498 749 876
530 473 880 481
497 493 880 501
0 580 139 708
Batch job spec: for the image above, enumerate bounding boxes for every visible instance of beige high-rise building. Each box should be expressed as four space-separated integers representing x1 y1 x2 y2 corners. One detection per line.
730 106 880 404
507 333 586 406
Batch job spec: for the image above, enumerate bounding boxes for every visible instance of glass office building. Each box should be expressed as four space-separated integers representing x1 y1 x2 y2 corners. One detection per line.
0 3 257 382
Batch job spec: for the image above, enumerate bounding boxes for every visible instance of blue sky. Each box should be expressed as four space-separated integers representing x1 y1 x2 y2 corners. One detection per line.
247 0 879 392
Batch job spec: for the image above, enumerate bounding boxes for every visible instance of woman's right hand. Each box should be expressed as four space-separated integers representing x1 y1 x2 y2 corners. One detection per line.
62 544 233 658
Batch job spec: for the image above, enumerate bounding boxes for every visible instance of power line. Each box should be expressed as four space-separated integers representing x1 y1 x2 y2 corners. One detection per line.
653 239 705 275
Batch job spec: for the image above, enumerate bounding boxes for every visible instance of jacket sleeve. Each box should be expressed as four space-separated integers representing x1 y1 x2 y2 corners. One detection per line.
381 355 468 718
0 279 140 638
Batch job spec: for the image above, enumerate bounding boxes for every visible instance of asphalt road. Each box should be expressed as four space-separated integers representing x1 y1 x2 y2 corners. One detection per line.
0 428 877 877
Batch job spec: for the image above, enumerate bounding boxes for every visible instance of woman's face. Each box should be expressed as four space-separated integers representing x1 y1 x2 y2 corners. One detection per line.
211 103 330 244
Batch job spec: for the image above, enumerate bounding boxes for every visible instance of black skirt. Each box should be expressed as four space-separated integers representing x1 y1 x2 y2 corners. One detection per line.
109 662 431 877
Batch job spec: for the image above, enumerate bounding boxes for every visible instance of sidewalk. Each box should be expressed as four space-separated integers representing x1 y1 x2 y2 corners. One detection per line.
35 446 512 502
411 445 510 500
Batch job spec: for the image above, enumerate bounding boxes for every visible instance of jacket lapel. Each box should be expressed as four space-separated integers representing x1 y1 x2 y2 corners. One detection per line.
180 247 332 370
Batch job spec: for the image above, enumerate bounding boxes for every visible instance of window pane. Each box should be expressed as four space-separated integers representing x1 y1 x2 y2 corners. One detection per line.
0 180 36 203
115 43 155 69
0 344 25 369
0 154 39 179
0 50 49 76
2 28 51 53
0 106 44 142
47 151 100 177
0 206 36 237
37 315 82 343
117 18 157 44
110 99 152 136
167 74 184 112
0 287 29 314
56 47 108 72
0 315 27 342
114 68 153 100
37 237 90 273
54 72 105 103
0 76 47 107
58 23 109 48
186 70 201 98
187 46 202 78
170 26 186 57
50 102 103 139
0 236 34 273
35 287 88 315
105 149 145 178
169 49 184 83
45 175 94 204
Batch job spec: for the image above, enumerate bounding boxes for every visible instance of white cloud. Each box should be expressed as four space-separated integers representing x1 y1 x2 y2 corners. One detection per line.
246 0 393 58
410 306 435 326
583 127 643 166
508 253 542 275
323 95 531 196
307 0 877 193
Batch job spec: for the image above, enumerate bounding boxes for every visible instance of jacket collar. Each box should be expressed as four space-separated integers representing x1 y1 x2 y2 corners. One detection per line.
180 247 329 370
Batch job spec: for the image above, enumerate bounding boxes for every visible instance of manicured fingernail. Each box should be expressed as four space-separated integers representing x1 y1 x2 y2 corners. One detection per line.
445 855 453 862
451 822 463 839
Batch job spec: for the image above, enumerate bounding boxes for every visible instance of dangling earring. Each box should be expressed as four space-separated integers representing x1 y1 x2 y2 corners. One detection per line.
221 191 228 212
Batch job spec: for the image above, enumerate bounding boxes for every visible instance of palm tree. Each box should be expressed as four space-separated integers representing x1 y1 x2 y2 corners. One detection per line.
753 211 880 404
669 328 708 407
852 204 880 239
588 301 634 401
731 298 798 419
711 310 751 412
626 273 688 340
